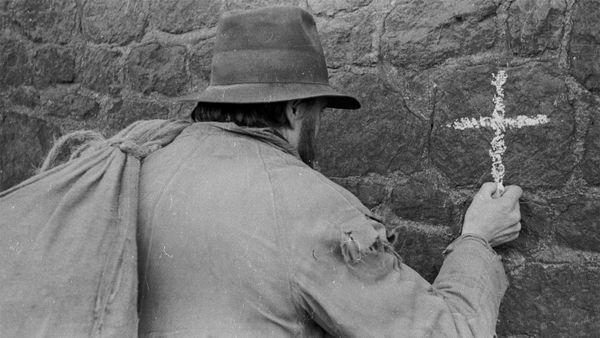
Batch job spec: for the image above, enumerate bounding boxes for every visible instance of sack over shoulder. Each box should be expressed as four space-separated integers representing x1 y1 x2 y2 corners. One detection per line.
0 119 190 337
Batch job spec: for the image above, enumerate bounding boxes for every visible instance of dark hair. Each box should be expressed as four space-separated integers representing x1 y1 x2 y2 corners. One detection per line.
191 101 291 129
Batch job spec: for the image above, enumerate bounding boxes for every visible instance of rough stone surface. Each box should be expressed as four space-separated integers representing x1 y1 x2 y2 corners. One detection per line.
429 62 576 189
32 44 75 87
331 177 387 209
0 37 32 88
314 8 376 68
389 224 453 283
222 0 304 11
7 86 39 108
81 0 148 45
569 0 600 93
148 0 221 33
7 0 78 44
498 262 600 337
106 98 169 133
507 0 566 56
318 71 428 177
77 45 124 95
307 0 372 16
507 193 555 253
581 106 600 186
41 87 100 120
553 194 600 252
1 1 600 336
382 0 498 69
0 111 60 190
188 39 214 89
391 180 456 227
125 43 188 96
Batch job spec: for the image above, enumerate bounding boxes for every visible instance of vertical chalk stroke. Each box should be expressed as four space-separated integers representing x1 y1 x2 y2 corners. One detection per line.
445 70 550 196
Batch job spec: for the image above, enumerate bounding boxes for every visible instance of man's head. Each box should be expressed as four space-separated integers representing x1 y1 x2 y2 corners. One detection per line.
192 97 326 167
182 6 360 165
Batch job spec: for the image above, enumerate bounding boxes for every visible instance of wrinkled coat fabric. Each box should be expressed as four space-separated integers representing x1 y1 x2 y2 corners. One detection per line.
138 122 508 337
0 120 190 337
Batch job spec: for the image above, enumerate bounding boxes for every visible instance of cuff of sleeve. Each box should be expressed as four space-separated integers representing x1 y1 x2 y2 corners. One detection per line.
443 233 496 257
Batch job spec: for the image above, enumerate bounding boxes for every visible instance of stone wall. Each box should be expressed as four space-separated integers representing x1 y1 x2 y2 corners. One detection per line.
1 0 599 336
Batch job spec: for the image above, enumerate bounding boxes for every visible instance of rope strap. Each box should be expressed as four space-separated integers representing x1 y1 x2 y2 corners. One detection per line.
40 120 191 172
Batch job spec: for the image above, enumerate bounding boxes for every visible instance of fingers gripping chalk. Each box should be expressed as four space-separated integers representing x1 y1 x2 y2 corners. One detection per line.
493 185 504 199
478 182 498 198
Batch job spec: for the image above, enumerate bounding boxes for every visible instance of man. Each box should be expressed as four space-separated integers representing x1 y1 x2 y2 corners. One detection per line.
137 6 522 337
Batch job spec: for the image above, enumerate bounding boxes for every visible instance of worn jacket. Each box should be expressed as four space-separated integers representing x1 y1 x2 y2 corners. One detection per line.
137 122 508 337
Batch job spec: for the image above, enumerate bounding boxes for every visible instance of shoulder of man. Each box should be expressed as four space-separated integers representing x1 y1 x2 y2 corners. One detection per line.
266 162 393 264
266 162 373 219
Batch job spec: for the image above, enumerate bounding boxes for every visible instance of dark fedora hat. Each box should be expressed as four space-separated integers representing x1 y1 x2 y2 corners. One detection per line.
179 6 360 109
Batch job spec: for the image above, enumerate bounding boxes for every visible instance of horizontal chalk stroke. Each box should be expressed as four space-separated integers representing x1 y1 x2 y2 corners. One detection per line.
446 114 549 130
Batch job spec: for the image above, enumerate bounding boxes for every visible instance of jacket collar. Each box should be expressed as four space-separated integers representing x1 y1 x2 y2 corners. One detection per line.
198 122 301 160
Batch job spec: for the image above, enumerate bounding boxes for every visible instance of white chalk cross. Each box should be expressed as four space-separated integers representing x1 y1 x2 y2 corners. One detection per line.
445 70 549 196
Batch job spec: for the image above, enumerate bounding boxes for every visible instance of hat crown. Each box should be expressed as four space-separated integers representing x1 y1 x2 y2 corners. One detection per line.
215 7 321 53
179 6 360 110
210 6 329 85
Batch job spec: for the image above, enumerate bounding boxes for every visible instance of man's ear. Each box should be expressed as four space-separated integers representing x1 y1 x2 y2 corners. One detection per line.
285 100 303 131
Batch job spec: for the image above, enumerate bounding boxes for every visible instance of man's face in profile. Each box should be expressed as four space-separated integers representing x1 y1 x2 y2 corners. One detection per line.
297 99 326 168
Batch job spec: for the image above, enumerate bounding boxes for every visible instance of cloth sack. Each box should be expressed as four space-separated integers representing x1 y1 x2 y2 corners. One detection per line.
0 119 190 337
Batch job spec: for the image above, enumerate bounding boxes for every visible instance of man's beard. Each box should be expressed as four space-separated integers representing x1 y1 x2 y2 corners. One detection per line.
297 115 317 168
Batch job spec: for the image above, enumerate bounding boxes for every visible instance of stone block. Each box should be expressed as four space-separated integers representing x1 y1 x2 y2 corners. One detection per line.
41 87 100 120
32 44 75 87
0 37 32 88
188 39 214 89
331 177 387 209
388 224 453 283
569 0 600 93
391 180 456 227
0 11 9 30
314 9 376 68
0 112 60 190
581 112 600 186
78 45 124 95
8 86 40 108
8 0 77 44
429 63 576 188
382 0 497 69
498 262 600 337
148 0 220 34
106 98 169 134
507 0 566 56
81 0 147 45
502 193 555 253
222 0 305 11
317 72 428 177
552 194 600 252
125 43 188 97
307 0 371 16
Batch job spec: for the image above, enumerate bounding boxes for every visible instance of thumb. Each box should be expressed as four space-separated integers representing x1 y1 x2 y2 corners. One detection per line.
477 182 498 198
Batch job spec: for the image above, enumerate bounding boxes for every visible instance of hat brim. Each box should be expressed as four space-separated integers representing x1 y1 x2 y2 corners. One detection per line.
178 83 361 110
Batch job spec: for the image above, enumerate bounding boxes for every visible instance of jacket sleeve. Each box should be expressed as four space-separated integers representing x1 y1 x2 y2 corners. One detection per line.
289 214 508 338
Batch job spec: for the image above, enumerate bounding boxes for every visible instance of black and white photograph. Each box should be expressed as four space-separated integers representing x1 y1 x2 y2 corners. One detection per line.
0 0 599 337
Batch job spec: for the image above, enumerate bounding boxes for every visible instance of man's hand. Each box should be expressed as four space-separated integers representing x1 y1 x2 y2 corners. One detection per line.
462 182 523 247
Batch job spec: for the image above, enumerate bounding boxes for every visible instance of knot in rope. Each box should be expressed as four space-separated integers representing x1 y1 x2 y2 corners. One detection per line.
40 120 191 172
108 139 162 159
